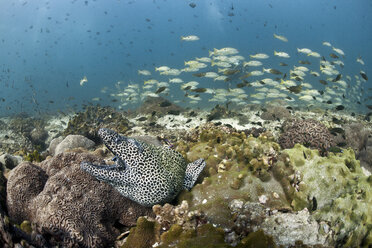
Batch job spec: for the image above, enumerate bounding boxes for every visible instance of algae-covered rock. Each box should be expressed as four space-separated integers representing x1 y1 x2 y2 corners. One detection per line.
176 124 280 178
283 144 372 246
178 168 290 229
121 217 159 248
159 223 230 248
236 230 277 248
63 105 131 142
122 217 232 248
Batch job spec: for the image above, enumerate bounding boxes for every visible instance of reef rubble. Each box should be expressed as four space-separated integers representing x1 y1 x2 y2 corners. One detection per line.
0 105 371 247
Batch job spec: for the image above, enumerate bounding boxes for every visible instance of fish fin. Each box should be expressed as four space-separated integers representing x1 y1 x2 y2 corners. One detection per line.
183 158 206 191
208 50 213 57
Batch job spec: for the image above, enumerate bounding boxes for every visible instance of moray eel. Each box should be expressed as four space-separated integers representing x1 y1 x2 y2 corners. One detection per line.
80 128 206 207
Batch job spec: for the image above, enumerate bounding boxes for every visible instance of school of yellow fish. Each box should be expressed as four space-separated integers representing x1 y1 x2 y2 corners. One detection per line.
104 33 368 111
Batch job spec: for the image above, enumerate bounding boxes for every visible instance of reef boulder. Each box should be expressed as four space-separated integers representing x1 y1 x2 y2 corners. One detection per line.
54 134 95 155
6 152 153 247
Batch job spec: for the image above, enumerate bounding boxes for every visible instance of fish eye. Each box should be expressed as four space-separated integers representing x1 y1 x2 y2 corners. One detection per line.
112 156 118 161
115 137 121 143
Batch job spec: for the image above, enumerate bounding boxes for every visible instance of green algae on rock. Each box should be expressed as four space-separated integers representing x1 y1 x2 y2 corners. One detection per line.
283 144 372 246
176 124 280 178
172 124 372 247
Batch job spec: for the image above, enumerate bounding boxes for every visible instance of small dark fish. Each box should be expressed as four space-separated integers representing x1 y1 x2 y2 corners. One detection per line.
329 127 345 134
236 82 246 88
183 86 192 91
168 110 180 115
111 99 118 102
283 73 287 79
159 101 171 107
326 100 332 104
330 53 339 59
328 147 343 153
335 105 345 111
155 86 167 94
366 105 372 110
319 80 327 85
360 71 368 81
192 88 207 93
268 69 282 75
223 69 239 75
189 2 196 8
49 100 54 103
332 74 342 82
193 72 206 77
287 85 302 94
299 60 311 65
279 62 288 66
294 76 303 82
137 117 147 121
332 117 343 124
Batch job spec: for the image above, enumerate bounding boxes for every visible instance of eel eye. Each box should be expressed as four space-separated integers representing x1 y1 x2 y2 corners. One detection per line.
115 137 121 143
112 156 118 161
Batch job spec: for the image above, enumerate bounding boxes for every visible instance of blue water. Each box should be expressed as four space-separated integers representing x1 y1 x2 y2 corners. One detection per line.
0 0 371 116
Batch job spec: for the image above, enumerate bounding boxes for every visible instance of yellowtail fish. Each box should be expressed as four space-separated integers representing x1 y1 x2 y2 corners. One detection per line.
250 53 269 59
274 51 290 58
273 33 288 42
80 76 88 86
181 35 199 41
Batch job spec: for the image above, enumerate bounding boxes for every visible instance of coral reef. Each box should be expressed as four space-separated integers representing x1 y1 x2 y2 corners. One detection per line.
136 96 185 117
7 152 153 247
206 104 238 121
63 105 131 142
169 124 372 247
278 119 334 151
0 118 39 154
176 123 279 178
260 105 292 121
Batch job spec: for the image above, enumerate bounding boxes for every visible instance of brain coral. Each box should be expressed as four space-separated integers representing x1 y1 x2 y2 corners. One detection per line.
7 152 153 248
278 119 334 151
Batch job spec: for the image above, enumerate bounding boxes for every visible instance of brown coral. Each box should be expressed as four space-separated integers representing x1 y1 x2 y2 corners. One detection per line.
7 152 153 247
278 119 334 151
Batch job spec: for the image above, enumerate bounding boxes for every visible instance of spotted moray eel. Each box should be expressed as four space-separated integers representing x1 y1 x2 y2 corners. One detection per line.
80 128 205 207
